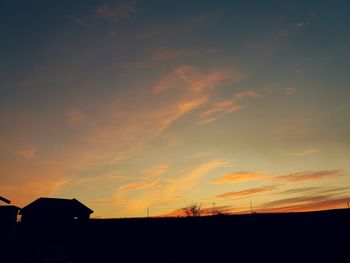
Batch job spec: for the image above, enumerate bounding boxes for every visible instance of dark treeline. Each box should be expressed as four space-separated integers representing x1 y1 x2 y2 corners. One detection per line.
2 208 350 263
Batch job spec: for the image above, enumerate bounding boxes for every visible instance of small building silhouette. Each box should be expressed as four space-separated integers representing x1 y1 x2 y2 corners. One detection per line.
20 197 93 224
0 196 20 245
0 196 20 224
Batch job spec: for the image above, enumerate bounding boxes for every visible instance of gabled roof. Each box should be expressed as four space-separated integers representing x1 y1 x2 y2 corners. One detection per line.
20 197 93 215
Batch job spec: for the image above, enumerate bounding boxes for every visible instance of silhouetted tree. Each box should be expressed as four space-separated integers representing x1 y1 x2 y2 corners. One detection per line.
182 203 202 217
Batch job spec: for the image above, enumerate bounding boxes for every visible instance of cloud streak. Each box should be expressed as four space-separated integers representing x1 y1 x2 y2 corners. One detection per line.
216 185 278 199
213 172 266 184
214 169 340 185
118 178 162 191
275 170 339 182
153 65 239 94
286 147 320 157
16 148 37 159
197 90 265 124
112 160 228 214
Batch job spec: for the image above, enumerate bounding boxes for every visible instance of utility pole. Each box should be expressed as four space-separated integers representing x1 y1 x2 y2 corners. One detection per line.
147 207 149 218
347 202 349 209
250 201 253 214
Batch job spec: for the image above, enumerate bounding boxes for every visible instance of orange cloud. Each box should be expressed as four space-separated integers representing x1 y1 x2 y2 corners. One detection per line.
118 178 162 191
111 160 228 215
16 148 37 159
260 184 349 213
153 65 243 94
197 89 264 124
259 197 350 213
198 100 242 124
286 147 320 157
213 172 266 184
216 185 278 199
275 170 339 182
213 169 340 185
141 164 169 179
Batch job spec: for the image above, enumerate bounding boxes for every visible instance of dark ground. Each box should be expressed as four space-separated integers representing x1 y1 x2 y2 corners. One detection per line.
2 208 350 262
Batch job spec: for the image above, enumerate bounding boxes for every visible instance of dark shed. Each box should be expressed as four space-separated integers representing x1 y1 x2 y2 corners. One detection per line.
20 197 93 223
0 196 20 247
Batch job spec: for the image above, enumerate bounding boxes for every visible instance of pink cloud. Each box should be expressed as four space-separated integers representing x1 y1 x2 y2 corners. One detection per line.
16 148 37 159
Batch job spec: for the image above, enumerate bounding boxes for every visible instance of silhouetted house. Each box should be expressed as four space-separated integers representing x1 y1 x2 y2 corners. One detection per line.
20 197 93 224
0 196 20 224
0 196 20 244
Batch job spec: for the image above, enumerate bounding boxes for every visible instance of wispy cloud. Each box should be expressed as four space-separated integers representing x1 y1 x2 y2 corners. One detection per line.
278 187 321 195
275 170 339 182
283 86 297 95
197 100 242 125
216 185 278 199
296 21 307 28
153 65 238 94
96 2 136 20
16 148 38 159
214 169 340 186
213 172 266 184
118 177 162 191
140 164 169 179
258 196 350 213
263 194 340 208
197 90 264 124
286 147 320 157
278 186 348 196
112 160 228 213
116 164 169 192
151 65 248 127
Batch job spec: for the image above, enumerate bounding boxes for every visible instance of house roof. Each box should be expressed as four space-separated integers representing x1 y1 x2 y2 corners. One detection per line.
20 197 93 215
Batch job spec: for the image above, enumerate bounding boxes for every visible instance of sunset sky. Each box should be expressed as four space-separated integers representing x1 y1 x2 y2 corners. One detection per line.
1 0 349 218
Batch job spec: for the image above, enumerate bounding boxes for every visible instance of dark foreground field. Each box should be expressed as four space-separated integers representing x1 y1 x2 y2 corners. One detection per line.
2 208 350 263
